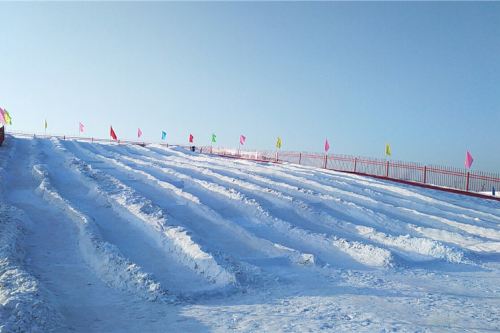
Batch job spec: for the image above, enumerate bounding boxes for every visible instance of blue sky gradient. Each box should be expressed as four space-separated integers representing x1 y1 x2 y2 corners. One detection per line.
1 2 499 171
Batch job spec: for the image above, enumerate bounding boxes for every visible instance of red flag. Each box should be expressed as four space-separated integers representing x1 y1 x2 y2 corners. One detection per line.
110 126 117 141
189 134 194 143
324 138 330 152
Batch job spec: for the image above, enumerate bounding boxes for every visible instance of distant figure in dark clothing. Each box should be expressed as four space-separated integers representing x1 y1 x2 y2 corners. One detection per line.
0 126 4 146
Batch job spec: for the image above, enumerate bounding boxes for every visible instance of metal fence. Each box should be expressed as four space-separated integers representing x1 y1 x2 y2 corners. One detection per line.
202 146 500 196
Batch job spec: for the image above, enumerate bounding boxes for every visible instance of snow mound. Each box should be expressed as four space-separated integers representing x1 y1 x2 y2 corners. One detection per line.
0 204 63 333
31 163 167 301
52 140 236 287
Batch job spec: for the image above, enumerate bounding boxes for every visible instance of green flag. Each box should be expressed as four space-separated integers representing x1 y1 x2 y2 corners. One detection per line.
211 133 217 143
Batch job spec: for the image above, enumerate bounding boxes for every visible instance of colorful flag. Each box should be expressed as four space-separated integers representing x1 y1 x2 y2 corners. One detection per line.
2 109 11 125
137 128 143 138
324 138 330 152
189 134 194 143
465 151 474 169
276 137 282 149
161 131 167 140
211 133 217 143
385 144 391 156
45 119 48 129
79 122 84 133
240 135 246 145
0 108 5 124
110 126 117 140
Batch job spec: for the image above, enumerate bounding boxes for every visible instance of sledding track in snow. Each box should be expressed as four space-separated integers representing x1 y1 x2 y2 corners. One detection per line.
1 136 500 332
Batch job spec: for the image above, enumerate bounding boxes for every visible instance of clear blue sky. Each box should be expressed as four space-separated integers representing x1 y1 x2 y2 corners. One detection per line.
1 2 499 172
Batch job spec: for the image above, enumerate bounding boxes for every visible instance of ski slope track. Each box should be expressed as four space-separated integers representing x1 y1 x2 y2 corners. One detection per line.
1 136 499 332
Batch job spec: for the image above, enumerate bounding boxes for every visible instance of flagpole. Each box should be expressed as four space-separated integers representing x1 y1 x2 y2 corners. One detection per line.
275 138 277 162
385 144 391 178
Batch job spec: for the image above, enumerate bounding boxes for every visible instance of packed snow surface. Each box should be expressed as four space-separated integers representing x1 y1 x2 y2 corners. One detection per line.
1 136 499 332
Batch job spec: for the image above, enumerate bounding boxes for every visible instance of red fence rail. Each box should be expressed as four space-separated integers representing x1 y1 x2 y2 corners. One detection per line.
201 146 500 201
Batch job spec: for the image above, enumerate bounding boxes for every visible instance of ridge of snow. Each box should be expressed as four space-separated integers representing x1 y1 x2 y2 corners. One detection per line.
136 146 395 268
86 142 318 267
139 152 394 267
0 204 63 333
52 140 236 287
31 163 167 301
355 225 468 264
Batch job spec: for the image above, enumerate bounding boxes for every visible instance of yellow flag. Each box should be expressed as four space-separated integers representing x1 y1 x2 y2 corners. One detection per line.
385 143 391 156
276 137 282 149
45 119 47 129
3 110 11 125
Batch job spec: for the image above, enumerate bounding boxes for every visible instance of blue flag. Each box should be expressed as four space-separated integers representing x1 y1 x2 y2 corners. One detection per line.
161 131 167 140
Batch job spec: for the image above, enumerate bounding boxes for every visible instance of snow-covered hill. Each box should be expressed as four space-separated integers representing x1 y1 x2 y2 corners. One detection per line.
1 136 499 332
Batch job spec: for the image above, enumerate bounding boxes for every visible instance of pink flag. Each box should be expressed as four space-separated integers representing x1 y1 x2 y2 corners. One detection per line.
79 122 84 133
324 138 330 152
240 135 246 145
465 151 474 169
137 128 142 138
0 107 5 124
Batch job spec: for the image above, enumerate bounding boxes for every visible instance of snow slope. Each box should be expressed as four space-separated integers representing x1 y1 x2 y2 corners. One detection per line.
1 136 499 332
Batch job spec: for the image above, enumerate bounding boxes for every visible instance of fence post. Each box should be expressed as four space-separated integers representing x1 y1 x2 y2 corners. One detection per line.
465 171 470 192
354 157 357 173
385 161 389 177
423 166 427 184
324 155 328 169
299 153 302 165
275 151 279 162
200 147 203 154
